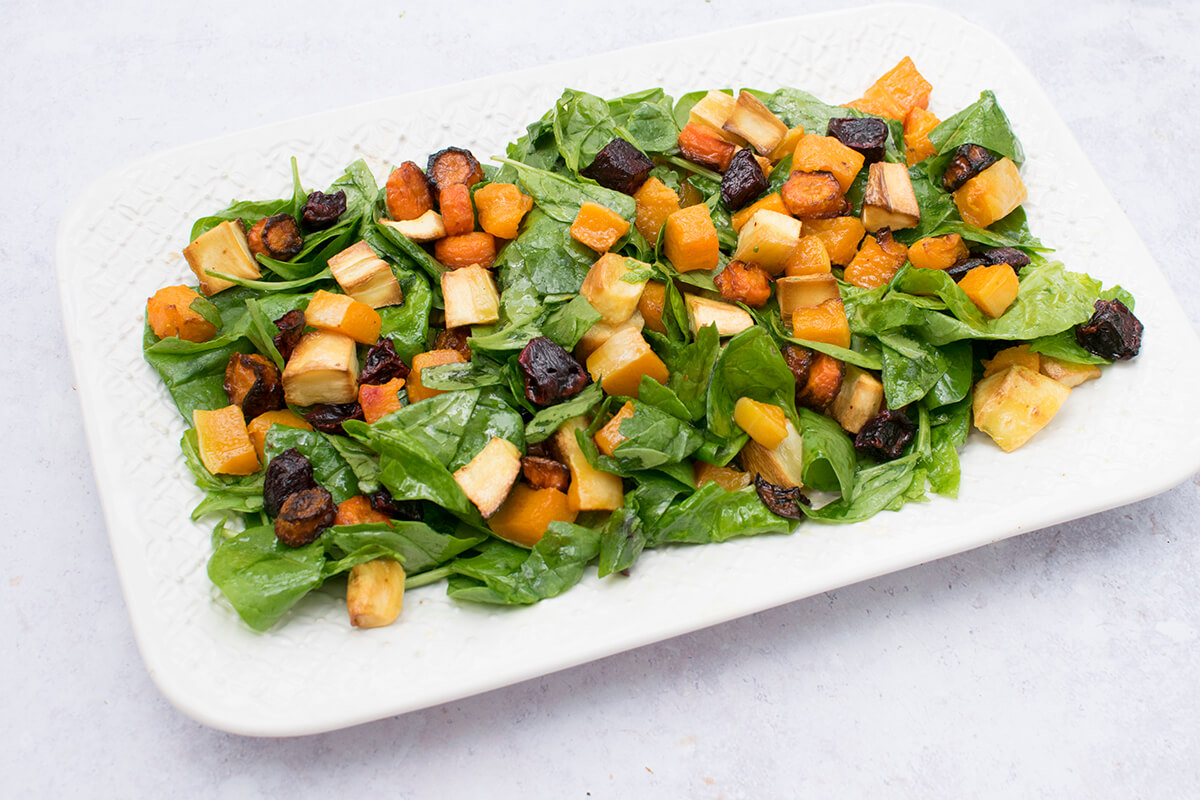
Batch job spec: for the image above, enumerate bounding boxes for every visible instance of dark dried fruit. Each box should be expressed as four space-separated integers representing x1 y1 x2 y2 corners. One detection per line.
941 144 997 192
826 117 889 164
753 473 810 520
246 213 303 261
435 327 473 362
521 456 571 492
854 409 916 462
272 309 306 361
426 147 485 193
223 352 284 419
580 137 655 195
263 448 317 518
358 339 410 385
369 487 423 521
1075 299 1143 360
978 246 1031 270
301 190 347 230
946 257 988 283
720 148 769 210
304 402 364 435
525 439 556 461
274 486 336 547
517 336 590 406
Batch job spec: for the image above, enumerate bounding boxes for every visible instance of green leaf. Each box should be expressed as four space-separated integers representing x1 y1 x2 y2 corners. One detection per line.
924 90 1025 182
447 522 601 605
706 326 798 438
798 409 856 496
498 158 636 224
597 507 646 578
207 524 324 631
648 483 792 545
525 382 604 444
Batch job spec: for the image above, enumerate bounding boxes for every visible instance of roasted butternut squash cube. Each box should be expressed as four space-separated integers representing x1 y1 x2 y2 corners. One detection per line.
829 365 884 434
791 298 851 349
335 495 393 526
434 231 496 269
973 365 1071 452
555 417 624 512
474 182 533 239
732 209 803 275
407 349 467 403
442 264 500 328
663 204 720 272
633 177 681 246
594 401 635 457
792 134 865 194
182 220 261 296
378 210 447 243
959 263 1019 318
801 217 865 266
453 436 522 518
739 419 804 488
328 240 404 308
846 56 932 122
685 295 754 337
844 232 909 289
146 285 218 342
731 192 789 234
722 91 789 156
908 234 969 271
347 559 405 628
637 281 667 334
953 157 1027 228
734 397 788 450
570 201 631 253
575 312 645 361
981 344 1040 378
714 261 772 308
246 409 313 461
580 253 649 325
1040 356 1102 388
783 235 832 277
304 289 382 345
488 484 578 547
693 461 752 491
193 405 260 475
358 376 407 423
282 331 359 406
776 274 841 320
585 326 669 398
904 106 940 166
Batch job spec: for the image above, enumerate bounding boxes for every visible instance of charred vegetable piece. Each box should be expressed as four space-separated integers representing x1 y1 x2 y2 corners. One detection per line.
854 409 916 461
1075 299 1143 360
978 246 1031 269
301 190 347 230
358 338 410 386
677 123 737 172
434 327 473 362
274 487 337 547
798 352 845 412
246 213 303 261
752 474 809 520
304 402 364 434
826 117 888 164
521 456 571 492
426 147 485 193
720 149 769 210
223 352 284 419
272 309 306 361
518 336 590 406
580 137 655 195
369 487 424 521
263 448 318 518
941 144 997 192
780 170 850 219
714 260 772 307
946 257 988 283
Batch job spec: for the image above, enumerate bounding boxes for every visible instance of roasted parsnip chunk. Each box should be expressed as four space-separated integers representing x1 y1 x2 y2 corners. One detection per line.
441 265 500 328
347 559 406 629
282 331 359 406
579 253 649 325
378 210 447 242
862 162 921 232
732 209 803 274
684 294 754 337
182 220 261 296
739 418 804 488
829 365 885 435
453 436 522 518
722 91 788 156
328 240 404 308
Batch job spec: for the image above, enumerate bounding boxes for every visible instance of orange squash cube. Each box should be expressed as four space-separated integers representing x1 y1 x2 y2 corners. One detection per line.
846 56 932 122
908 234 969 271
585 326 669 398
407 349 467 403
733 397 788 450
792 134 865 193
783 235 832 276
193 405 260 476
953 157 1028 228
434 231 497 269
904 106 941 166
800 217 865 266
663 204 720 272
246 409 313 461
335 495 392 526
791 298 851 349
843 233 909 289
594 402 635 457
146 285 217 343
304 290 382 345
959 263 1020 318
633 177 681 246
474 182 533 240
693 461 751 491
570 201 630 253
637 281 667 335
731 192 789 234
488 484 578 547
358 377 407 423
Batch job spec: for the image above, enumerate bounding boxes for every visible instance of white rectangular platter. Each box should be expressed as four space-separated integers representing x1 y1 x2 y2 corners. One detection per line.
57 5 1200 736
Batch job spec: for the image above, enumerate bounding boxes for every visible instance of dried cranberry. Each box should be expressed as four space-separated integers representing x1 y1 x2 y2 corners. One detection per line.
720 149 769 211
826 117 889 164
521 456 571 492
517 336 590 406
301 190 347 230
946 257 988 283
304 402 364 434
274 487 336 547
272 309 306 360
263 448 317 517
358 339 410 385
753 474 810 520
978 247 1031 269
854 410 916 462
1075 299 1143 360
580 137 655 195
942 144 997 192
369 487 423 521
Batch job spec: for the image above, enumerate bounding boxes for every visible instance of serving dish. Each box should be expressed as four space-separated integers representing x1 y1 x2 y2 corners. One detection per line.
57 5 1200 736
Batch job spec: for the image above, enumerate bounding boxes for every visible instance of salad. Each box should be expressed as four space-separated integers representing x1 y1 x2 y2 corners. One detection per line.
143 58 1143 632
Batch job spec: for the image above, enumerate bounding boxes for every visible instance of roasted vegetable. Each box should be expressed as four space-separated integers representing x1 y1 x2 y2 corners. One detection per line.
441 265 500 328
347 559 406 628
301 190 346 230
1075 299 1143 360
281 331 359 406
453 437 522 518
426 147 484 193
714 260 772 308
780 170 849 219
246 213 303 261
861 162 920 232
263 448 317 517
677 122 737 172
385 161 434 222
570 201 630 253
182 220 261 296
518 337 590 406
720 148 769 211
973 365 1070 452
580 137 655 195
521 456 571 492
826 117 888 164
663 204 720 273
327 241 404 309
434 231 497 269
223 352 284 419
274 487 336 547
474 182 533 239
193 405 260 476
941 144 998 193
633 177 681 246
407 349 467 403
146 285 217 343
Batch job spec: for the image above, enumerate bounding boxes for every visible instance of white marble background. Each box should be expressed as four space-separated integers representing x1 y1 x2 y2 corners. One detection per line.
5 0 1198 796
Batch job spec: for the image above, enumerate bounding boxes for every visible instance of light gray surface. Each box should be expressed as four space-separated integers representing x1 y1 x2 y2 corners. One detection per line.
5 0 1198 796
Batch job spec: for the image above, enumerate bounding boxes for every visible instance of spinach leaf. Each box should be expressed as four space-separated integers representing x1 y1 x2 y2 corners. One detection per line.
597 507 646 578
207 524 325 631
180 428 265 519
925 396 970 497
645 323 720 421
926 340 974 407
421 357 507 392
752 305 884 370
496 208 595 295
606 400 703 470
798 408 856 497
498 159 636 224
326 435 383 495
525 382 604 444
143 318 254 419
542 295 602 349
376 261 433 362
322 522 485 576
924 90 1025 182
608 87 679 154
346 423 477 520
879 329 951 408
1027 330 1110 365
706 326 798 438
762 88 905 163
446 522 601 605
648 483 792 545
264 426 359 504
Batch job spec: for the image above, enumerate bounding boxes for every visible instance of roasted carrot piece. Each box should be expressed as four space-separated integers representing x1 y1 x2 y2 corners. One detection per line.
474 182 533 239
439 184 475 237
335 495 392 526
358 376 406 423
570 201 631 253
434 232 496 269
385 161 434 221
677 122 737 172
797 351 845 411
714 260 772 307
780 170 850 218
426 147 484 193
